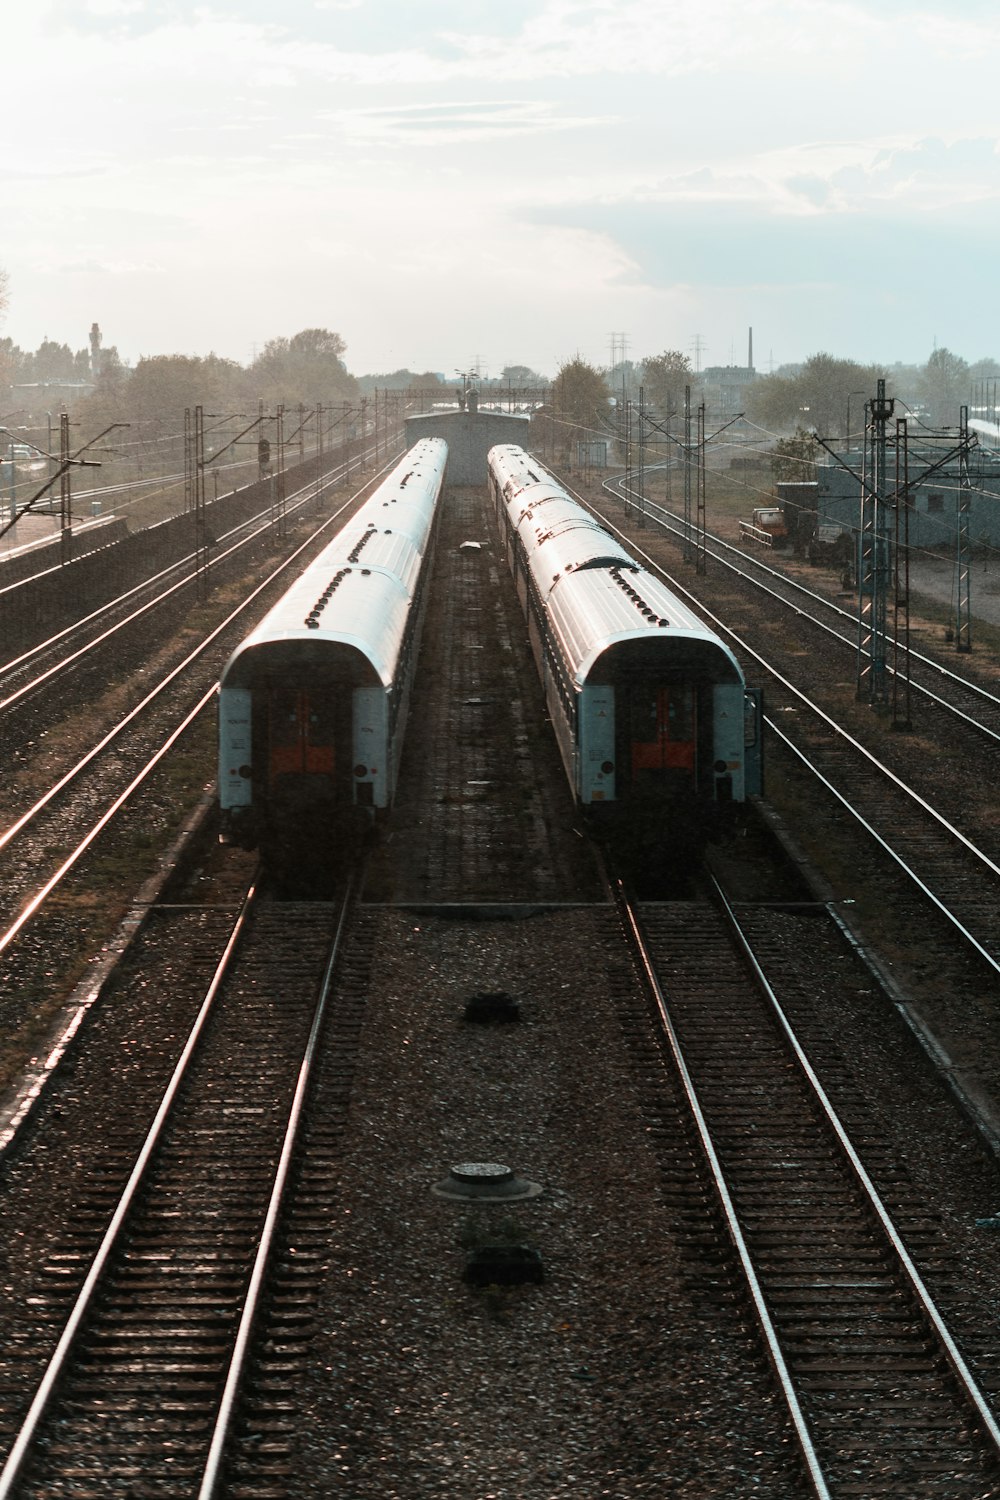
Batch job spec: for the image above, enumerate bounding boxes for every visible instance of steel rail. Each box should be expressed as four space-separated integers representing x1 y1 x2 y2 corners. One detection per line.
0 440 395 689
613 880 833 1500
601 474 1000 717
707 870 1000 1454
0 878 260 1499
0 681 217 957
567 491 1000 887
567 480 1000 980
764 715 1000 979
0 472 344 711
199 880 355 1497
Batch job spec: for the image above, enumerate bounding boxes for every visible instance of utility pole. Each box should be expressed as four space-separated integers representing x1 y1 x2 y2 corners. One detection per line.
683 384 693 563
183 408 194 513
696 401 707 574
857 379 893 705
315 403 324 510
194 405 209 600
637 385 646 528
275 405 286 538
891 418 912 731
60 413 72 565
956 404 972 652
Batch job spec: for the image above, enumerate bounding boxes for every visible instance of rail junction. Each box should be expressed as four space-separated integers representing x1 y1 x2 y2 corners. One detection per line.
1 439 1000 1494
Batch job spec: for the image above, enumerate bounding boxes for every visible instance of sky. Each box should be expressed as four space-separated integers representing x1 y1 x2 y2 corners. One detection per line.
4 0 1000 379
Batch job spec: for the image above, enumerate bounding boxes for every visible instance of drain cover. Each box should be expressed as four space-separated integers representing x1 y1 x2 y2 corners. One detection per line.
432 1162 543 1202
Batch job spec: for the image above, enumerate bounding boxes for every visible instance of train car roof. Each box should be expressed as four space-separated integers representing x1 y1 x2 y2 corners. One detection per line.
220 436 447 692
330 510 434 567
488 442 743 686
488 443 549 499
518 508 639 600
384 435 449 488
221 566 412 690
545 564 745 687
503 480 568 522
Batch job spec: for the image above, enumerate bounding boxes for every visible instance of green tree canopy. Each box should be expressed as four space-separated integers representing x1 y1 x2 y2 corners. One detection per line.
130 355 238 434
74 352 238 456
639 350 692 419
747 353 885 439
550 357 610 433
538 357 612 461
357 368 442 392
253 328 356 407
771 426 819 484
497 364 546 387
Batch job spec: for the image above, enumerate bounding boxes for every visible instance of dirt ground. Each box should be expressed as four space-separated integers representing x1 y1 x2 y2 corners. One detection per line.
909 554 1000 630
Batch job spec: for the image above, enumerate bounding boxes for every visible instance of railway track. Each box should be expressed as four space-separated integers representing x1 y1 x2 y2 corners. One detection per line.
377 482 598 905
0 444 394 712
0 457 400 1023
569 478 1000 984
597 479 1000 746
615 875 1000 1495
3 460 1000 1492
0 878 368 1496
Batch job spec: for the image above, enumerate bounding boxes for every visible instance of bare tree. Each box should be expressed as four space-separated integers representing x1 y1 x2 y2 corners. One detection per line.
919 348 969 426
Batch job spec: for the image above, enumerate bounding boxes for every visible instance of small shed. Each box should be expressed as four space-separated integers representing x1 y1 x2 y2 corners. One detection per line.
404 394 529 485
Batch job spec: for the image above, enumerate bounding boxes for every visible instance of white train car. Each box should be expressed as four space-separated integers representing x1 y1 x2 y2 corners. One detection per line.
487 444 761 847
218 438 447 870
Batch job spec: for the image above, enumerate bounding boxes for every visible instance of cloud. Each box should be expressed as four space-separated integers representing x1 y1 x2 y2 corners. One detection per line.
326 99 617 146
583 135 1000 222
55 257 166 275
8 0 1000 375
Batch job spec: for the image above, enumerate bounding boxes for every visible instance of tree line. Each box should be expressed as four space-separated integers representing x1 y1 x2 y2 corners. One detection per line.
534 345 1000 468
2 250 995 469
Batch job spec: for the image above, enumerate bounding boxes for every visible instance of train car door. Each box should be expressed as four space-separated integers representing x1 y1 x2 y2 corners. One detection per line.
628 683 697 781
267 688 336 787
743 687 763 797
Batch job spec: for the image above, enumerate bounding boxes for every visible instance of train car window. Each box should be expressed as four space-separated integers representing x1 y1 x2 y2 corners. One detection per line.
270 690 301 746
627 682 697 776
667 687 694 742
308 696 338 741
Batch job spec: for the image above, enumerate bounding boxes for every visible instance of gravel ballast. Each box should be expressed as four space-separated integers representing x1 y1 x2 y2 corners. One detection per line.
293 907 797 1498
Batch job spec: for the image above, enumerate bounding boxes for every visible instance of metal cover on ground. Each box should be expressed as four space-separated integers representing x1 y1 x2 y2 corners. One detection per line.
432 1161 544 1202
